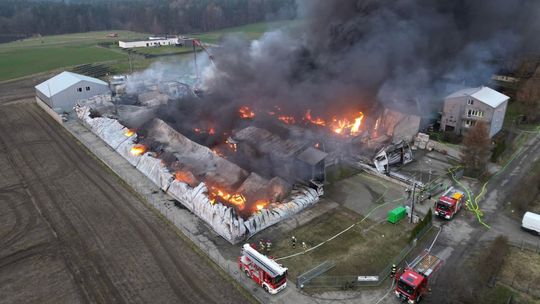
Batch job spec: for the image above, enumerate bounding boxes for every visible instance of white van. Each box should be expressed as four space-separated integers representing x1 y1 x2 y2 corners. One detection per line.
521 212 540 235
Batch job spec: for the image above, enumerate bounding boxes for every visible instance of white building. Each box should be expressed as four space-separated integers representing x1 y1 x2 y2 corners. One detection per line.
35 71 110 112
119 36 179 48
440 86 509 138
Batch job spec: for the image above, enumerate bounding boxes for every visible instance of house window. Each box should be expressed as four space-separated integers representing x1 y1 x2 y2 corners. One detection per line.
77 88 82 92
464 120 477 128
467 99 474 105
86 86 90 91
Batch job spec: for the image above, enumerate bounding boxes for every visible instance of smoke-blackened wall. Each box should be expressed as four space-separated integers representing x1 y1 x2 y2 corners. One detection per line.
202 0 540 118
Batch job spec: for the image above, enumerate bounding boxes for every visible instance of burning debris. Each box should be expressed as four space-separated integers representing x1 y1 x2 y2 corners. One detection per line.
130 144 147 156
373 140 413 174
73 0 540 244
239 106 255 119
75 104 320 243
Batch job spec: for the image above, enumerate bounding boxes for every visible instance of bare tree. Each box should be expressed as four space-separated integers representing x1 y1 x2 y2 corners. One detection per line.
460 121 491 177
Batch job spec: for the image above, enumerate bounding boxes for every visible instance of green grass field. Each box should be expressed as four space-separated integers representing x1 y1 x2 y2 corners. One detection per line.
0 45 125 81
0 30 148 81
191 20 298 44
0 21 296 81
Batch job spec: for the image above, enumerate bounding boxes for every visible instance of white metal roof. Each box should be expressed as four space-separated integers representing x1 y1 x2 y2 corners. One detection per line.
445 86 509 108
35 71 108 98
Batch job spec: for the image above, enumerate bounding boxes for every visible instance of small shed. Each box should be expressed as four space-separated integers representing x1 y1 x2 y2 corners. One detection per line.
35 71 110 112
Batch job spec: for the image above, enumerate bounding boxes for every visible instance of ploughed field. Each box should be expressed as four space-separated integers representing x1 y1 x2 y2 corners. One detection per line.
0 100 250 303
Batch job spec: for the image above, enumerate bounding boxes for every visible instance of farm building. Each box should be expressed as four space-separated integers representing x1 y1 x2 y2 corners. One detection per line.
35 71 110 112
119 36 179 48
440 86 509 137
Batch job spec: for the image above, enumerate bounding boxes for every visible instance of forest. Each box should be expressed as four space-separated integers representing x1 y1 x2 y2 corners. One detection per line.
0 0 296 39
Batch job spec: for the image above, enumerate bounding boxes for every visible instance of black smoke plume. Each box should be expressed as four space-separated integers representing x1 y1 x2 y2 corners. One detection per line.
201 0 540 119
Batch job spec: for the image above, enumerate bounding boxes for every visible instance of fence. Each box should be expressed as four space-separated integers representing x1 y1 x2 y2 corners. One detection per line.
508 238 540 254
297 222 434 289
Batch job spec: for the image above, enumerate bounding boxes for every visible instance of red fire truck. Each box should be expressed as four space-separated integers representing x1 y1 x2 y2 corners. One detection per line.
434 187 465 220
238 243 288 294
395 251 443 303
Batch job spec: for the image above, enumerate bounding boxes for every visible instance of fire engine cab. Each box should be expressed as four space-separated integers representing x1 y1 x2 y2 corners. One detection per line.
395 251 443 303
434 187 464 220
239 243 288 294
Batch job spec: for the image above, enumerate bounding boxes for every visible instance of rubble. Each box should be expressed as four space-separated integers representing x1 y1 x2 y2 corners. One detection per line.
75 104 321 244
373 140 413 173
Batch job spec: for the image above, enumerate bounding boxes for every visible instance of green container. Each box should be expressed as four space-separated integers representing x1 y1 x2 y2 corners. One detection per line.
387 206 407 224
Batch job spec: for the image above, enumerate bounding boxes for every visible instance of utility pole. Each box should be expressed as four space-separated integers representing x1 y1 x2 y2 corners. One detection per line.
128 52 133 74
410 182 417 223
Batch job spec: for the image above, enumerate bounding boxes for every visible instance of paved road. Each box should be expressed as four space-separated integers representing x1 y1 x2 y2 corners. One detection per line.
0 101 251 304
423 131 540 303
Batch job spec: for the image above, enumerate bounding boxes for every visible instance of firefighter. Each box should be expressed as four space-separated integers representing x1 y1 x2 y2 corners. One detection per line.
291 236 297 249
266 240 272 255
302 241 307 252
391 264 397 278
259 240 265 253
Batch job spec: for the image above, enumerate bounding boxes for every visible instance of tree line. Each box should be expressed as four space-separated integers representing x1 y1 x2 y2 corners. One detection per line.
0 0 296 37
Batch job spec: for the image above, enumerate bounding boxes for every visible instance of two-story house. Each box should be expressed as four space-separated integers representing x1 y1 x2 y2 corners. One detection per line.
440 86 509 138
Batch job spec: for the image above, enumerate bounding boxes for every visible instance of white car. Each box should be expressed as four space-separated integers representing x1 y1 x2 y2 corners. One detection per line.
521 212 540 235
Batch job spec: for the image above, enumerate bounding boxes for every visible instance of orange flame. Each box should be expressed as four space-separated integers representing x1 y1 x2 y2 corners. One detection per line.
124 129 135 137
305 110 326 126
212 148 225 157
175 171 196 185
130 144 147 156
255 200 268 211
239 106 255 119
330 112 364 136
194 127 215 134
278 115 296 124
208 187 246 209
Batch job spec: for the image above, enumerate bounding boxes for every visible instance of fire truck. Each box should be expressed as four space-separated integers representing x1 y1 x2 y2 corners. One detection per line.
434 187 465 220
395 251 443 303
238 243 288 294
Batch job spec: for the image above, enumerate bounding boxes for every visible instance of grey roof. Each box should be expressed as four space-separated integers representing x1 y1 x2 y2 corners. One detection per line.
445 86 509 108
233 126 307 158
296 147 327 165
35 71 108 98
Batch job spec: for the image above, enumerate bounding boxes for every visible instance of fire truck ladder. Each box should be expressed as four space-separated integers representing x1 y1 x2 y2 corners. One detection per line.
409 251 442 277
242 244 287 278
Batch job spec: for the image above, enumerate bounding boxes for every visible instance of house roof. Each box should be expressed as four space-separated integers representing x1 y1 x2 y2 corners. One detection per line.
35 71 107 98
445 86 509 108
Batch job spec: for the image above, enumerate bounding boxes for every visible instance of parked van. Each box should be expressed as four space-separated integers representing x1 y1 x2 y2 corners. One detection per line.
521 212 540 235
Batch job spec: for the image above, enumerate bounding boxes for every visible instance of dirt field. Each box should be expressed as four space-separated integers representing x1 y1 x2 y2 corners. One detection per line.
498 248 540 302
0 101 251 303
0 74 52 104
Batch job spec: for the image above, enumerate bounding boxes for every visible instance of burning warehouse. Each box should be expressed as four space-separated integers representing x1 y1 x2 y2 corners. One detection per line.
75 100 320 243
71 0 540 244
231 126 327 193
